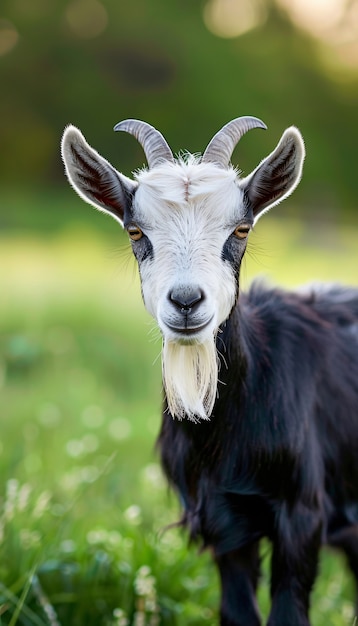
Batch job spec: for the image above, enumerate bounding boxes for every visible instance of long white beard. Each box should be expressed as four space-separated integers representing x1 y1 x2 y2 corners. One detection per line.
162 337 218 422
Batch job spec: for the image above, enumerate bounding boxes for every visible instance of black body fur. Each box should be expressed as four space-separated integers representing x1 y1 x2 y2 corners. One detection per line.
158 282 358 625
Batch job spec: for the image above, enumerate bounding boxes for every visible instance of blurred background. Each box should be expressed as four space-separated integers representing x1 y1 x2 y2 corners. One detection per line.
1 1 358 625
1 0 358 217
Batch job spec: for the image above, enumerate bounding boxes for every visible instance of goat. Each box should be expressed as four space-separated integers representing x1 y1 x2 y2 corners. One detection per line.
61 117 358 626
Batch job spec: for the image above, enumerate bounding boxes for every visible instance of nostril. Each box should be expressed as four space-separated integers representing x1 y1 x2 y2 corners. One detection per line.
169 287 204 313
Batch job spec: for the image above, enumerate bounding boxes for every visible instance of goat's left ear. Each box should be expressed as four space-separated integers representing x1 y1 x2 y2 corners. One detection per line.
240 127 305 222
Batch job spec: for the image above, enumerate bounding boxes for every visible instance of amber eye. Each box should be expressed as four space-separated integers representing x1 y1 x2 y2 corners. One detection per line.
233 225 251 239
127 225 143 241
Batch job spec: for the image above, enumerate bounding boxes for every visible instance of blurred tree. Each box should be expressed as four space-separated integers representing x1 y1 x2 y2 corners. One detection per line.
0 0 357 215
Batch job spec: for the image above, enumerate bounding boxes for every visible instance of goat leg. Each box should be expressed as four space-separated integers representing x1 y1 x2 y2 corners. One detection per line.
216 542 261 626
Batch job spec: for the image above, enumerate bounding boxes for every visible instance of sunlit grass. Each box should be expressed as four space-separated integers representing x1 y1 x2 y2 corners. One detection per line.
1 212 358 624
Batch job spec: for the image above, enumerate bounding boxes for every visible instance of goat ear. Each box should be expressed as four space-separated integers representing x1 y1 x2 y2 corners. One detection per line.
240 127 305 223
61 125 137 226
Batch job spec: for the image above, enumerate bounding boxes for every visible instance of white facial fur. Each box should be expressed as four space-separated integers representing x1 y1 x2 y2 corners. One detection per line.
129 157 250 420
133 157 247 338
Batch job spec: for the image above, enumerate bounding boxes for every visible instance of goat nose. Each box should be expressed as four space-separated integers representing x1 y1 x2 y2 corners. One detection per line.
169 287 204 313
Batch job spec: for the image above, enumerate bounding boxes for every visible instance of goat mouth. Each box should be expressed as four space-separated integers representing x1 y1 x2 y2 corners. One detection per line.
165 317 214 337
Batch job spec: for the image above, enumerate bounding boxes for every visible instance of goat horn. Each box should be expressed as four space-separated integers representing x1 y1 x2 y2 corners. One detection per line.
202 116 267 167
114 119 174 169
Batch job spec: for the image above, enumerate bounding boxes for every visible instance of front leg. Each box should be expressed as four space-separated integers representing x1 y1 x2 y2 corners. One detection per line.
268 503 322 626
215 543 261 626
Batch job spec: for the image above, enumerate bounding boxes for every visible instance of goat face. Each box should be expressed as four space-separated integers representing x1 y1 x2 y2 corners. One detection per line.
61 117 305 420
131 160 246 343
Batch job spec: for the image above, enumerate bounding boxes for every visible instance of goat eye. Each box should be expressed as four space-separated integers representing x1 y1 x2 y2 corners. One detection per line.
233 225 250 239
127 225 143 241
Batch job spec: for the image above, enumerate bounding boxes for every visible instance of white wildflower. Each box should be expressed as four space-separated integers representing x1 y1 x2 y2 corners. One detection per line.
65 439 84 458
86 528 108 545
133 612 145 626
32 490 51 518
134 565 159 624
113 608 129 626
123 505 142 526
60 539 76 553
6 478 18 500
17 483 32 512
3 478 19 521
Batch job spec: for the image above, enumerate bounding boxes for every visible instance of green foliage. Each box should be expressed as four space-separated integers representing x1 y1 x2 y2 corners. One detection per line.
1 0 358 216
1 210 358 624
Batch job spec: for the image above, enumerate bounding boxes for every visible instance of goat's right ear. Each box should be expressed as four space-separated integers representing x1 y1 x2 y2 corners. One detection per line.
61 125 137 226
240 127 305 223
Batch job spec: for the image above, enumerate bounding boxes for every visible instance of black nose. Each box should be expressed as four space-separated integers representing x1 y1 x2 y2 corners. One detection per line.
169 287 204 313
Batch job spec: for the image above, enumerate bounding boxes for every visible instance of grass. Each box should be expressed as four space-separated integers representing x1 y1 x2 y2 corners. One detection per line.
1 196 358 625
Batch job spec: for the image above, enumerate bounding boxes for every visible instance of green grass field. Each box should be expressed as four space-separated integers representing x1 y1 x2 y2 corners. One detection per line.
1 197 358 625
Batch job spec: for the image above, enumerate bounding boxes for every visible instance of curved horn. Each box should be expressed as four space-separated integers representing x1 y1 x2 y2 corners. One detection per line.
114 119 174 169
202 116 267 167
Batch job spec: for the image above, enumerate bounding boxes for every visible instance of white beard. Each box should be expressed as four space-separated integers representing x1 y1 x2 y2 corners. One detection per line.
162 336 218 422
